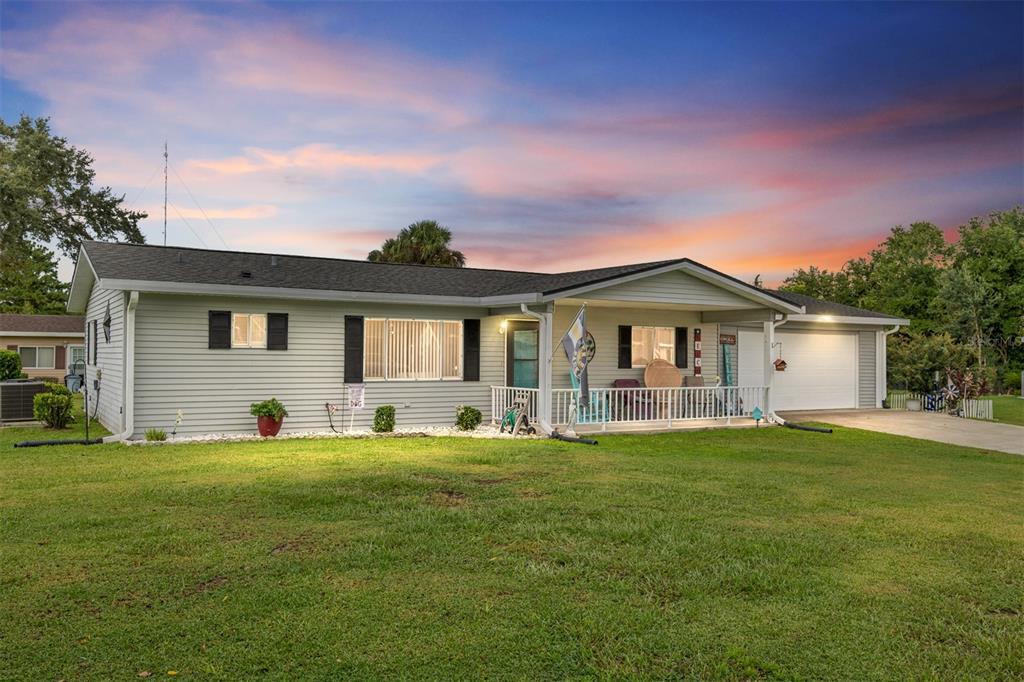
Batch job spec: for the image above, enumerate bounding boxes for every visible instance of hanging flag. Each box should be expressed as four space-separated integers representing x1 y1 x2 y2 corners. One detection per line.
560 305 590 408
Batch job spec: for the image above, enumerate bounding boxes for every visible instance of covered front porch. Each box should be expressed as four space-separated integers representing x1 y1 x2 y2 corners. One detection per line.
484 261 800 433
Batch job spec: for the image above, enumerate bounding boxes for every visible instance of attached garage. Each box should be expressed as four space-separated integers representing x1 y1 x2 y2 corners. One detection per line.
737 329 860 411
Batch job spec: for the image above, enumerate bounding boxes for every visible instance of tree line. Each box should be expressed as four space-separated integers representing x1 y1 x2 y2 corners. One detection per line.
779 209 1024 393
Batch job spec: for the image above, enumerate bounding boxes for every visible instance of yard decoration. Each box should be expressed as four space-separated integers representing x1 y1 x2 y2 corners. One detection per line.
250 398 288 437
773 358 788 371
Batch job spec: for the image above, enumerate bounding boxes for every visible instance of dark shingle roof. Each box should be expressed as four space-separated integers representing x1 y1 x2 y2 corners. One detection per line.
0 314 85 334
767 289 903 320
83 241 692 298
81 242 894 320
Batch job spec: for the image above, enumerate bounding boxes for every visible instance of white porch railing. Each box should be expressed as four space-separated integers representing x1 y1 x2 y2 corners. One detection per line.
491 385 767 428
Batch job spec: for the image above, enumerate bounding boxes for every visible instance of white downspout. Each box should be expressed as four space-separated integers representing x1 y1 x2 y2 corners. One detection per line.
765 314 789 424
520 303 553 435
103 291 138 443
879 325 900 407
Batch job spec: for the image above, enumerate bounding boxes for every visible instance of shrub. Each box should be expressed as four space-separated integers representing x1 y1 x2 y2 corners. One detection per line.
373 405 395 433
250 398 288 421
455 405 482 431
42 381 72 397
145 428 167 442
0 350 21 381
33 391 73 428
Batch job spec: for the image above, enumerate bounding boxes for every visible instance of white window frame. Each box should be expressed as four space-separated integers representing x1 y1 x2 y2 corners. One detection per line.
631 326 675 368
18 345 56 370
364 318 463 382
69 345 86 371
231 313 268 349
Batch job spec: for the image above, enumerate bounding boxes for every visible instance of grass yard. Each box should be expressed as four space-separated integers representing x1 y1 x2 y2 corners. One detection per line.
2 423 1022 680
985 394 1024 427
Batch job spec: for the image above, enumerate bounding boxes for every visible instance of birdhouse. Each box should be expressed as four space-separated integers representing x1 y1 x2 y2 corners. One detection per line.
773 358 788 372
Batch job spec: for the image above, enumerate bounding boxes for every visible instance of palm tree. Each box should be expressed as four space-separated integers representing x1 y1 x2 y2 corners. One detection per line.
367 220 467 267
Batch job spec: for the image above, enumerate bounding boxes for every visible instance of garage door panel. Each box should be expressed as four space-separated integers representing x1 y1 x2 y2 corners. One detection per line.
738 329 857 411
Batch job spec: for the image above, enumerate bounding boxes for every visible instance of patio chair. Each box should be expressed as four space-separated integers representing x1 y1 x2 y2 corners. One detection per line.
569 371 609 424
611 378 653 420
643 359 682 420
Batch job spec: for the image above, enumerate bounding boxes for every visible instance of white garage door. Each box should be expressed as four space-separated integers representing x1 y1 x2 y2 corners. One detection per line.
737 329 858 411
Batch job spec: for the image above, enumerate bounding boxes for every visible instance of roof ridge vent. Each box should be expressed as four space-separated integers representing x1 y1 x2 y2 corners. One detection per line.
240 270 253 279
271 255 279 266
177 252 184 264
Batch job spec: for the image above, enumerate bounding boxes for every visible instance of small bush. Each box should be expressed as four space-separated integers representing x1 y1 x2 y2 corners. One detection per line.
373 405 395 433
145 428 167 442
250 398 288 421
455 405 482 431
33 391 73 429
0 350 21 381
42 381 73 397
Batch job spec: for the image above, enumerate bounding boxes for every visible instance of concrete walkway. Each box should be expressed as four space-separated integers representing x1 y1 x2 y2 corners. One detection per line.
778 409 1024 456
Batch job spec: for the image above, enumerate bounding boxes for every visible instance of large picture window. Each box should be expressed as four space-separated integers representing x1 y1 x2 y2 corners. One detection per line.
232 313 267 348
631 326 675 367
364 319 463 381
19 346 56 370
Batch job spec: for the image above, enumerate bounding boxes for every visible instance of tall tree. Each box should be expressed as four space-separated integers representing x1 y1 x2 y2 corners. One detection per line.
933 267 1000 368
860 222 948 331
0 115 146 263
0 242 68 314
367 220 466 267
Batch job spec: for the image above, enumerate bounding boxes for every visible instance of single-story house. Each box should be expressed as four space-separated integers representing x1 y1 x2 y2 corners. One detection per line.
1 313 86 381
66 241 908 440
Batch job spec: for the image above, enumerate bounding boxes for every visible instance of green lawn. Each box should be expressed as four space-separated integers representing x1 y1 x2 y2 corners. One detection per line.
2 424 1022 680
985 394 1024 427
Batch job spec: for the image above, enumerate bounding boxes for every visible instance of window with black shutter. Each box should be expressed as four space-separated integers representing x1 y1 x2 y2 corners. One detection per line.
463 319 480 381
617 325 632 369
675 327 688 368
208 311 231 349
267 313 288 350
344 315 364 383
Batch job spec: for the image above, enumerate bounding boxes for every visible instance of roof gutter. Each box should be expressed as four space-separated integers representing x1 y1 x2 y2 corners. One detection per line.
102 291 138 443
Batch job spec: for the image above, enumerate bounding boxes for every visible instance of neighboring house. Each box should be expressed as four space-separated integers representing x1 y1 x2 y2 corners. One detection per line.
67 241 908 440
1 313 85 381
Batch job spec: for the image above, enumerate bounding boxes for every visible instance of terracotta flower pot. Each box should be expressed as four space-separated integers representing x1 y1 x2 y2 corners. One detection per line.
257 415 283 437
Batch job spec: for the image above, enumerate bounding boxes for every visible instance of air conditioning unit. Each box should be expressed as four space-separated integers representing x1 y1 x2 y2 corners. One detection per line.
0 380 46 422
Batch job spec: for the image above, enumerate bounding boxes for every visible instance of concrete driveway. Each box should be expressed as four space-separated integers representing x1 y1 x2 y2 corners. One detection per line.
778 409 1024 456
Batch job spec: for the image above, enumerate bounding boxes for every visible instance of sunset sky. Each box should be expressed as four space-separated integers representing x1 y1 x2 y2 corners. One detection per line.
2 1 1021 282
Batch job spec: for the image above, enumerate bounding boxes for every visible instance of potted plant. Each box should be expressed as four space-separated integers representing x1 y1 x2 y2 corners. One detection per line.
250 398 288 437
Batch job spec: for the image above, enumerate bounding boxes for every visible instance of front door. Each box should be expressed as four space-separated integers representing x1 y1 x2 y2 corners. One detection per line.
506 321 539 388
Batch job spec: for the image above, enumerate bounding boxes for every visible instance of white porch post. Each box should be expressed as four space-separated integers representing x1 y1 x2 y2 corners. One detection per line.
763 319 774 415
520 303 554 433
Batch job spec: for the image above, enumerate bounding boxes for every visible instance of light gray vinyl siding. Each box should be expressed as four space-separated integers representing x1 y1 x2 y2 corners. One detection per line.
858 331 876 408
551 305 719 389
131 293 504 438
582 270 755 308
85 287 125 433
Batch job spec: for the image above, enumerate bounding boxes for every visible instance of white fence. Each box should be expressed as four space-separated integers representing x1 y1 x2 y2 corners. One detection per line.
492 385 767 428
887 392 993 420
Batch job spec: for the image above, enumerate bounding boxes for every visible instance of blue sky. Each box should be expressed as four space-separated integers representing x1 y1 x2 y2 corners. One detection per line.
2 1 1021 281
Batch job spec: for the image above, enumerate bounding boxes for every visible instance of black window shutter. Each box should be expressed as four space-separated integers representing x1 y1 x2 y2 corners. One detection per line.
344 315 364 383
618 325 632 369
463 319 480 381
90 320 98 362
267 313 288 350
208 311 231 349
675 327 688 368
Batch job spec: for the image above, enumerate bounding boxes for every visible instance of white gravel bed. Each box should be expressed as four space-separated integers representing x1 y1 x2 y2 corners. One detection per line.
126 423 544 445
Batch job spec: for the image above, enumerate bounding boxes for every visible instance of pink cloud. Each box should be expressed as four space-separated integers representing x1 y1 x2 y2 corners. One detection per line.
188 144 440 176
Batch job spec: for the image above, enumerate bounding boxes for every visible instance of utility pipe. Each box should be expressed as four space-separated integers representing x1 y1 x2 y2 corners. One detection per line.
765 314 789 424
103 291 139 443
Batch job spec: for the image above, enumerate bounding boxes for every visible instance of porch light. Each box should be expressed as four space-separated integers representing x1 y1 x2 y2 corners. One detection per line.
499 320 508 334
